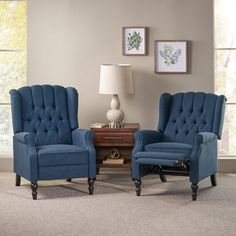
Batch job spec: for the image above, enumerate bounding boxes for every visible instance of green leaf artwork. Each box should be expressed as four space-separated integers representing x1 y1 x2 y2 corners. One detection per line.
159 44 182 66
127 31 143 50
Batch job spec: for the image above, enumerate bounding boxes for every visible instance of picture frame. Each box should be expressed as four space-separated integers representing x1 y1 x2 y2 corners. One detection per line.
122 27 148 56
155 40 189 74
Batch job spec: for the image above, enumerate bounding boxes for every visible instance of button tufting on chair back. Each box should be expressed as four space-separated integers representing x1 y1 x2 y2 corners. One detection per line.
10 85 78 146
158 92 226 144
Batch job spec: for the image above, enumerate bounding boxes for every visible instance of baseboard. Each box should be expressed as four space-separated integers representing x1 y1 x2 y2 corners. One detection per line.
0 158 236 173
218 159 236 173
0 157 13 171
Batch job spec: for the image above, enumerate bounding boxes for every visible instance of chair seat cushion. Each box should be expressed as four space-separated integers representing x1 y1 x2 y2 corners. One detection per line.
144 142 193 154
37 144 88 167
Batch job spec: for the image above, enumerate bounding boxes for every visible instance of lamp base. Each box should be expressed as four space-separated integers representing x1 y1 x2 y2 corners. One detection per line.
106 95 125 128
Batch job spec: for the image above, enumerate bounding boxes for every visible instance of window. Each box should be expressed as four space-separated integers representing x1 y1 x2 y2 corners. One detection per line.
215 0 236 158
0 0 27 157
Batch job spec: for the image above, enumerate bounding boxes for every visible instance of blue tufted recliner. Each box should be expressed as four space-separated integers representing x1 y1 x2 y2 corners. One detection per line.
10 85 96 200
132 92 226 200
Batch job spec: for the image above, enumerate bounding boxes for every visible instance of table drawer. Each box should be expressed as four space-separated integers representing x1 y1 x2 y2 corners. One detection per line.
94 133 134 146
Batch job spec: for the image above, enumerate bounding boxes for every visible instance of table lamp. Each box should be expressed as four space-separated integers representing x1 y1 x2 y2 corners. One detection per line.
99 64 134 128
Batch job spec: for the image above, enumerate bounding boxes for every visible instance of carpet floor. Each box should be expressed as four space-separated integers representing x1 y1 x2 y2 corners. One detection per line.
0 170 236 236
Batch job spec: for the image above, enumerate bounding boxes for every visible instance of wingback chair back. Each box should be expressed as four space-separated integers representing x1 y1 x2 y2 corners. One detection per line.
11 85 78 146
158 92 226 144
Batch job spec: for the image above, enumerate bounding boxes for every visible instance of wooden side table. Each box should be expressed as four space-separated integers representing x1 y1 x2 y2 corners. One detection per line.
91 123 139 174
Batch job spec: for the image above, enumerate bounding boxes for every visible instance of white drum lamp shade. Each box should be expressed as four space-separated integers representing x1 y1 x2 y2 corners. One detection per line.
99 64 134 127
99 64 134 94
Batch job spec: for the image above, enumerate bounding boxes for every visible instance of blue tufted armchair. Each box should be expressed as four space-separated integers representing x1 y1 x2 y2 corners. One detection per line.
132 92 226 200
10 85 96 200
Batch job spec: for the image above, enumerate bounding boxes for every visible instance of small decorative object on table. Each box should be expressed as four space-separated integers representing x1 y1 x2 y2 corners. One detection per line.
99 64 134 128
155 40 189 74
103 148 125 165
123 27 148 55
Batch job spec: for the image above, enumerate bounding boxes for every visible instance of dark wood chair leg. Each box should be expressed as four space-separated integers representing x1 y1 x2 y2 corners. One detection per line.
31 183 38 200
15 174 21 186
159 173 167 182
88 178 95 195
134 179 141 196
191 183 198 201
210 174 217 186
66 179 72 182
96 167 100 175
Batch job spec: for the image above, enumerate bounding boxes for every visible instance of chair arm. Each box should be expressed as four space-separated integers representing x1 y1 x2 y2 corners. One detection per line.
132 130 163 155
14 132 35 147
72 129 96 178
190 132 218 183
13 132 38 182
194 132 217 145
72 129 95 148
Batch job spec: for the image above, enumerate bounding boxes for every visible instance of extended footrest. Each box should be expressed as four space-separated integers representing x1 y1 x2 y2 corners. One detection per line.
134 151 190 168
136 158 183 167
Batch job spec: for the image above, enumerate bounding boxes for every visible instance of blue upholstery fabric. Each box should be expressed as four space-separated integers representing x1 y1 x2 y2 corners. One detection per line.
11 85 74 146
10 85 96 183
37 145 88 167
13 134 38 183
131 130 163 179
10 90 23 133
39 165 89 180
132 130 163 155
72 129 96 178
145 142 192 154
66 87 79 130
159 92 225 144
132 92 226 184
189 132 218 183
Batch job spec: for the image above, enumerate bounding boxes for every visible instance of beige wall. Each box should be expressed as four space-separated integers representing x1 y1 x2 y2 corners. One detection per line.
28 0 214 129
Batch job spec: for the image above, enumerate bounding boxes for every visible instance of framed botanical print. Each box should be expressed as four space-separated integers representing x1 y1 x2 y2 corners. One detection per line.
155 40 189 73
122 27 148 56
